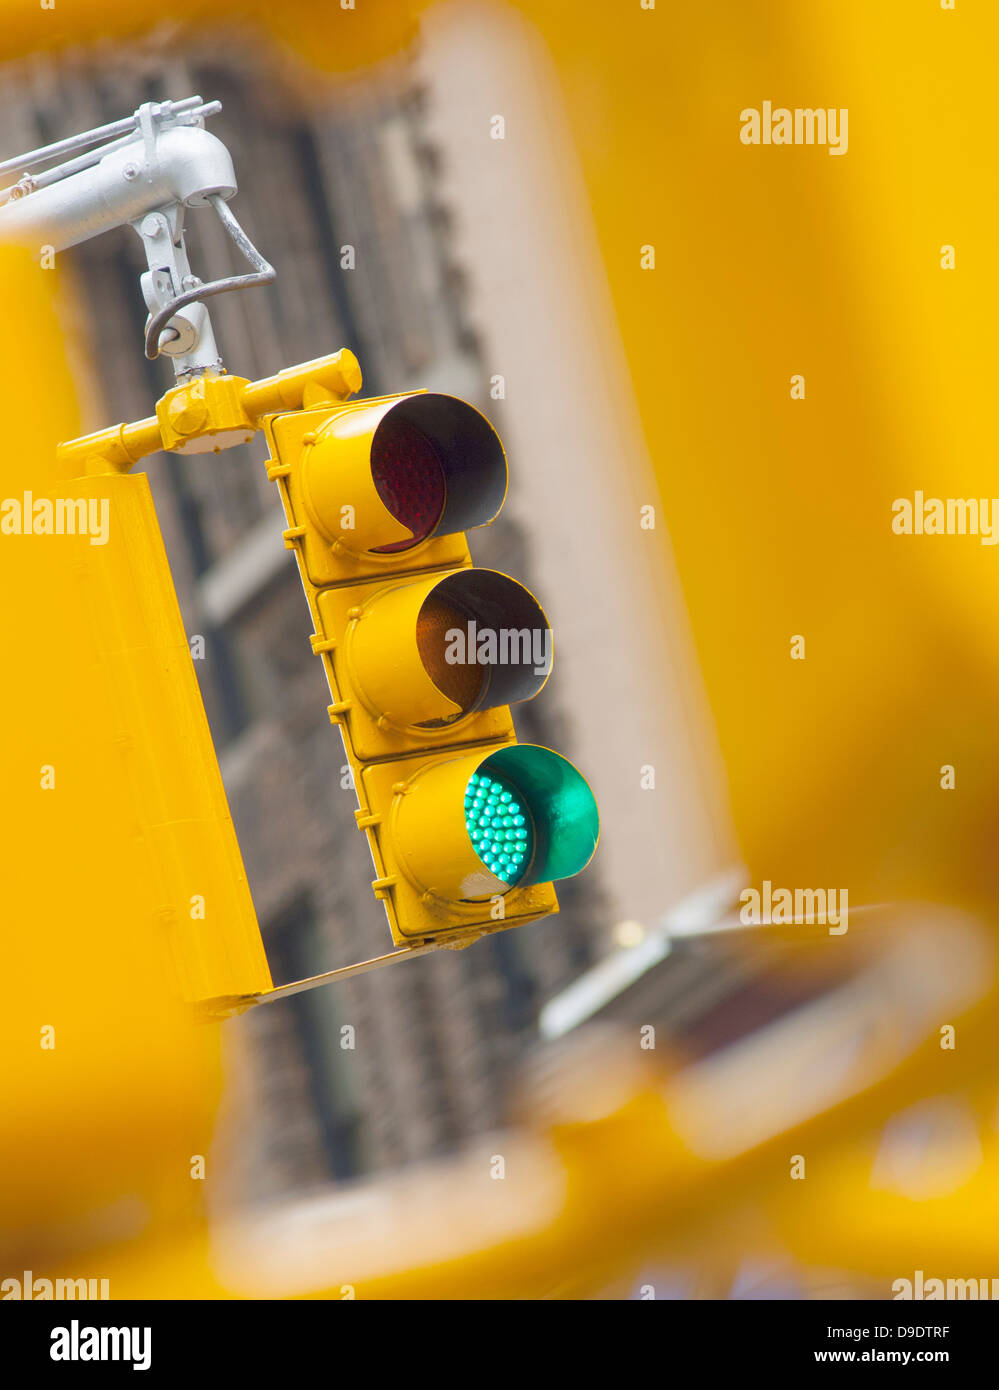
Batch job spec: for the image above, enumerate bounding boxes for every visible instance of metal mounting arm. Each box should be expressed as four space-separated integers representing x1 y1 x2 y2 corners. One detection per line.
0 96 275 380
141 193 274 363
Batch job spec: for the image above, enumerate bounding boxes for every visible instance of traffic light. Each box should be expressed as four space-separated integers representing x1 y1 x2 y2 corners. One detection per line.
262 386 599 946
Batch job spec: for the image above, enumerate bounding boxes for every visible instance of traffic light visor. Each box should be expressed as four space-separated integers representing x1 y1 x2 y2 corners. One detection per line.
300 392 507 555
415 569 552 719
372 394 507 544
390 743 598 903
471 746 599 888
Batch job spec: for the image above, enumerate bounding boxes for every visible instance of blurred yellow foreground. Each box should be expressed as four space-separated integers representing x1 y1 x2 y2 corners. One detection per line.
2 0 999 1298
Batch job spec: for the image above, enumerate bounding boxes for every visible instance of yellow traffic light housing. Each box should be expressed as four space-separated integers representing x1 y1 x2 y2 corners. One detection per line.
263 382 599 948
268 392 507 586
51 350 598 1009
359 744 599 943
313 567 551 760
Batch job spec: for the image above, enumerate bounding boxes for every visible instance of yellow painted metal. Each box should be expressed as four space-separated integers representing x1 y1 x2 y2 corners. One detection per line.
35 348 365 1009
313 570 520 764
262 390 504 587
155 371 255 456
262 392 572 945
241 350 363 416
0 245 226 1265
0 247 270 1009
393 747 512 901
43 341 561 983
58 414 164 477
316 571 545 761
298 397 419 554
55 350 362 475
80 470 274 1003
47 348 567 959
0 463 274 1007
345 572 469 726
0 353 357 1032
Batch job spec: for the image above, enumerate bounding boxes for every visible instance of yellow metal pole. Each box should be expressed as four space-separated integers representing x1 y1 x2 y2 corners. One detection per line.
55 349 362 474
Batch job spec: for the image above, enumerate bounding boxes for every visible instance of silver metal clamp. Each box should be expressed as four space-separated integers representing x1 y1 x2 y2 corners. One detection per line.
0 96 276 379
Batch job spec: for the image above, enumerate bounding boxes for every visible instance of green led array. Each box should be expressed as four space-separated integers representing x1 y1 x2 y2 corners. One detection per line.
464 770 533 886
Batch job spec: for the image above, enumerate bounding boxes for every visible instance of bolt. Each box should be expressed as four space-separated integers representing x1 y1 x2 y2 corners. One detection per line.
123 163 140 181
167 393 208 437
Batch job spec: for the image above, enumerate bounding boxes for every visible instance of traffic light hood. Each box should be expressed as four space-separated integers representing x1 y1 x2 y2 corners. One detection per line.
417 568 552 713
479 745 599 887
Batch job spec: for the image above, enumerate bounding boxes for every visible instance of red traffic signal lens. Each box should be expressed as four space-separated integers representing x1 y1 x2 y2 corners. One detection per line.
370 415 446 553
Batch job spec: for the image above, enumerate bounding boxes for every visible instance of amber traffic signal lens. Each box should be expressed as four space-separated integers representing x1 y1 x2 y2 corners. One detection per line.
370 415 446 552
416 593 485 720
